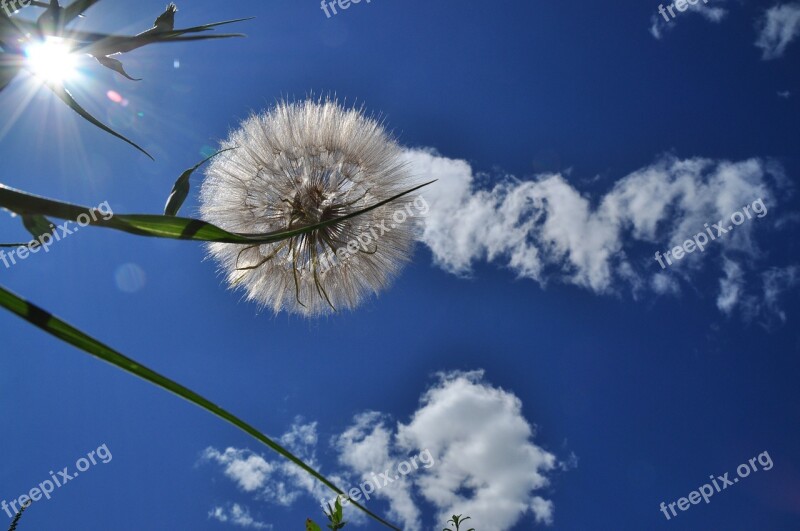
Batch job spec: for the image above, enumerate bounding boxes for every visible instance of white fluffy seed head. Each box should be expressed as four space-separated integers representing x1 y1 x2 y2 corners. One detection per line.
200 99 421 317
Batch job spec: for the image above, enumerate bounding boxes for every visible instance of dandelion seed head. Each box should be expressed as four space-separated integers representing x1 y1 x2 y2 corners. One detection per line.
200 99 420 316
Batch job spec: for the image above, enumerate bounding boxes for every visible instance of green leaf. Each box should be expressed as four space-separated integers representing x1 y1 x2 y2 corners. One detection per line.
164 148 236 216
36 0 66 35
334 498 343 520
2 6 250 152
94 55 141 81
62 0 102 24
7 499 31 531
44 81 153 160
76 18 253 57
21 214 54 242
0 180 435 244
0 214 53 249
0 283 400 531
306 519 322 531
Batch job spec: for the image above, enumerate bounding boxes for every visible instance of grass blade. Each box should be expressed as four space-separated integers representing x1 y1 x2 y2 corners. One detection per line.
0 181 434 243
44 81 153 160
62 0 102 24
0 284 400 530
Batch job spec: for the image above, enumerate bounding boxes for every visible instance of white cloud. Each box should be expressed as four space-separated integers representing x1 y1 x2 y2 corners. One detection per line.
650 0 730 39
717 258 744 314
334 412 423 530
531 496 555 525
394 371 561 531
330 371 564 530
280 421 318 455
202 420 331 508
713 262 800 325
202 448 274 493
208 504 271 530
756 3 800 58
405 148 796 320
652 272 681 295
761 266 800 322
203 373 565 531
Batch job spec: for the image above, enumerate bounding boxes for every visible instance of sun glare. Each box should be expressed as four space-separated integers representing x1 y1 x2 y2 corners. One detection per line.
24 37 79 83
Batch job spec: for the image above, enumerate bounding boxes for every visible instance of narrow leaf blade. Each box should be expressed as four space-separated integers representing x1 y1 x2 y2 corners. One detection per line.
44 81 153 159
165 148 236 217
0 284 400 530
63 0 102 24
0 181 435 244
21 214 53 241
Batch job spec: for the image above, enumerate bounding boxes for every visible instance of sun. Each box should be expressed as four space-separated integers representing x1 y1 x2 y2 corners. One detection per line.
24 37 79 83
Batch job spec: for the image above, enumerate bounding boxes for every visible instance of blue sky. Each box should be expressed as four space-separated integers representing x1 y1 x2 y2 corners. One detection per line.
1 0 800 530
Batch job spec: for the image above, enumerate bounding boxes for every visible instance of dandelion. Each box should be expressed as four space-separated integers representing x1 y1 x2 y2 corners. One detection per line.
200 99 421 316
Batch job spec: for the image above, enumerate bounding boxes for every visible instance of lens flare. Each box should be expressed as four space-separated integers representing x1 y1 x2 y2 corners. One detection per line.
24 37 78 83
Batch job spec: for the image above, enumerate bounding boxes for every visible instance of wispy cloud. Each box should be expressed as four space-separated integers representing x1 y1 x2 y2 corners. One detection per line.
718 263 800 324
201 420 331 508
756 2 800 59
208 504 271 530
717 258 745 314
202 448 275 494
404 148 797 321
650 0 730 39
334 412 424 530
